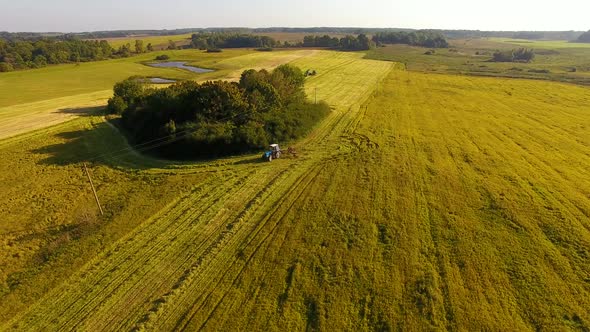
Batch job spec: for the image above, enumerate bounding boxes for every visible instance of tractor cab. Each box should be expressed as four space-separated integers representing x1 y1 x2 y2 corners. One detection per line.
262 144 281 162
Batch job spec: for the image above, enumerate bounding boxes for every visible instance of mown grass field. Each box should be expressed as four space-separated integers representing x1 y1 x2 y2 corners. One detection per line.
2 48 590 330
0 49 316 139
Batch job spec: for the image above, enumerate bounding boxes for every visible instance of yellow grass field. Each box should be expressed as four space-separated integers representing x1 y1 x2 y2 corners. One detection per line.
2 50 590 330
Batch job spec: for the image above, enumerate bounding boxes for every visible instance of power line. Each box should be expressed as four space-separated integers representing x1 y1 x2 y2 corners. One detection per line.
86 111 249 163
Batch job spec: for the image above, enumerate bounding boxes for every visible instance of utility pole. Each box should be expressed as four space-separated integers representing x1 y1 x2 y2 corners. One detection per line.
83 163 104 216
315 87 317 104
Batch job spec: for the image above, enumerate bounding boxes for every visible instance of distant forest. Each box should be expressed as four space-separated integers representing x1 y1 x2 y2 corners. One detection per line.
372 31 448 48
1 29 585 42
577 30 590 43
0 39 114 72
0 38 153 72
190 33 375 51
191 34 278 49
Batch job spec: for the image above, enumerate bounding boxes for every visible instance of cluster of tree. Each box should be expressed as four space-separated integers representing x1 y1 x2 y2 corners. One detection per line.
107 64 329 158
191 33 278 50
300 34 373 50
577 30 590 43
372 31 449 48
338 34 373 50
491 48 535 62
303 35 340 48
0 38 113 72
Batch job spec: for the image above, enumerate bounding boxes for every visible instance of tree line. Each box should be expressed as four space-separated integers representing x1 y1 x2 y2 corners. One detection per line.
2 29 586 44
190 32 375 51
491 48 535 62
0 37 160 72
107 64 329 159
302 34 373 50
191 33 278 50
0 38 116 72
371 31 449 48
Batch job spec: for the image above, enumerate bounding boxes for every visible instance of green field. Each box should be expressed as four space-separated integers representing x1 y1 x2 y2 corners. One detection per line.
1 46 590 330
489 38 590 49
0 49 317 139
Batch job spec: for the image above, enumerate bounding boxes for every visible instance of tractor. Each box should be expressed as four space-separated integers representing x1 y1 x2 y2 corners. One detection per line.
262 144 281 162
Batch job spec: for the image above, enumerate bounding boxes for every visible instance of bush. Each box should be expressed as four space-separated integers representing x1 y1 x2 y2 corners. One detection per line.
492 48 535 62
0 62 14 72
528 69 550 74
155 54 170 61
206 48 222 53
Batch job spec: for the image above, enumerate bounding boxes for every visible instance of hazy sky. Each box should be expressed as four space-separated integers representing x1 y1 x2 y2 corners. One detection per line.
0 0 588 32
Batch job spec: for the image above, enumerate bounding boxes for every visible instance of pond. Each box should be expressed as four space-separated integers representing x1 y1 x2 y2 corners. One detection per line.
147 61 214 73
148 78 176 84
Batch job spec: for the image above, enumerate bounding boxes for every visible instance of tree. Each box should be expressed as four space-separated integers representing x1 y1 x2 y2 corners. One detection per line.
106 96 127 114
146 43 153 52
112 77 146 109
271 64 305 104
135 40 145 53
167 40 177 50
357 34 372 50
33 55 47 67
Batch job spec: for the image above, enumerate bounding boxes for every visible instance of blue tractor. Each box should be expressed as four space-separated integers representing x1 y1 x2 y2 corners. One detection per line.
262 144 281 162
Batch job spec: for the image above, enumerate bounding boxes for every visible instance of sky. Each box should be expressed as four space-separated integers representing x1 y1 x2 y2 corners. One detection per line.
0 0 588 32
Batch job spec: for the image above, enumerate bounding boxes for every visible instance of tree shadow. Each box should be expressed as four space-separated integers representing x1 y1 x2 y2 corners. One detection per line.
30 119 162 170
231 156 266 165
56 105 105 117
32 128 107 166
31 113 271 170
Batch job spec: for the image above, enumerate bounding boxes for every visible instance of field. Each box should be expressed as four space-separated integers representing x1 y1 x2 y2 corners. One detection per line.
86 33 194 49
0 49 316 139
490 38 590 49
1 45 590 330
366 38 590 85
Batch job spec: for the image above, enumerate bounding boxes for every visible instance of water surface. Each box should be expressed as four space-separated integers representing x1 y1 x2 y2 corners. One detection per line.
147 61 214 73
149 78 176 84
